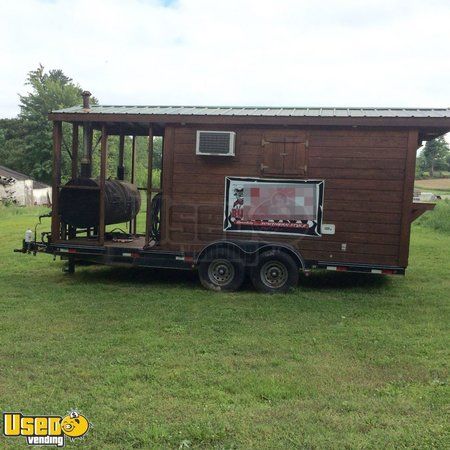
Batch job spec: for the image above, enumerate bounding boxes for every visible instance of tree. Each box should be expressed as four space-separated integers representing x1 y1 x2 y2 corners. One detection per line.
415 152 427 178
421 137 450 177
87 134 161 188
17 65 89 184
1 65 158 186
133 136 162 187
0 118 28 172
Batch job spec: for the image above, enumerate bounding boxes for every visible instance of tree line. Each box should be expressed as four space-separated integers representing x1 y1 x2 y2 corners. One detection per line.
1 65 449 185
0 65 161 187
416 137 450 178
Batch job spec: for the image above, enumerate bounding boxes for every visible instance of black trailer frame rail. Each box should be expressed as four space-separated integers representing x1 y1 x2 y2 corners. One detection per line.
50 243 195 271
41 240 405 276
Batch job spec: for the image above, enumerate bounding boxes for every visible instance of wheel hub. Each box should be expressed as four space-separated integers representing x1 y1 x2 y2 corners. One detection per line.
208 259 235 286
261 261 288 289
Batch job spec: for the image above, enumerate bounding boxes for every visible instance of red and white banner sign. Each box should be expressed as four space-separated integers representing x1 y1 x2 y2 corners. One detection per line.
224 177 324 236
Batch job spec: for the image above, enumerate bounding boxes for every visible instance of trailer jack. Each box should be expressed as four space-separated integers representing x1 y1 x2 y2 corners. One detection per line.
62 258 75 274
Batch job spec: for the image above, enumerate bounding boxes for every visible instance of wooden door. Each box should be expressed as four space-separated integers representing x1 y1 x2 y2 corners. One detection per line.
262 138 284 175
261 135 307 176
283 141 306 176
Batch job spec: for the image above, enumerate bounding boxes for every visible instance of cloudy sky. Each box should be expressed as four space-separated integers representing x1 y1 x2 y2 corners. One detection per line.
1 0 450 118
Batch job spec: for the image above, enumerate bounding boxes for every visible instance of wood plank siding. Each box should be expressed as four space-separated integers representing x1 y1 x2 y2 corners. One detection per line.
162 125 416 267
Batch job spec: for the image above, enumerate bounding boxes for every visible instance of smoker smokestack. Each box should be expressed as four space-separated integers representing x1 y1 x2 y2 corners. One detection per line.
82 91 91 110
80 91 93 177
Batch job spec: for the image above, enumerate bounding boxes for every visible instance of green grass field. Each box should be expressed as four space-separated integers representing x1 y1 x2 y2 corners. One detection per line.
0 206 449 449
415 178 450 196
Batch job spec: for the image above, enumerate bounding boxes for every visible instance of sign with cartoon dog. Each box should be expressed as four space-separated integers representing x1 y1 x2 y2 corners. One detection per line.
224 177 324 236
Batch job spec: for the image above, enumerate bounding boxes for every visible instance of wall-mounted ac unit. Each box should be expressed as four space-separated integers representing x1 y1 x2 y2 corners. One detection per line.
196 131 235 156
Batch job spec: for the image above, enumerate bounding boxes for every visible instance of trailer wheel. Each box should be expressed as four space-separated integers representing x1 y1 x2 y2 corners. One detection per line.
251 250 299 293
198 249 245 291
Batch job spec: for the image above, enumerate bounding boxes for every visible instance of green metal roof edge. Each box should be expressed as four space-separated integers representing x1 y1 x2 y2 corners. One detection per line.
53 105 450 112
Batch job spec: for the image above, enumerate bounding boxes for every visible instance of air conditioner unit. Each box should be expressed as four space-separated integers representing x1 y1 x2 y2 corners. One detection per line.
196 131 235 156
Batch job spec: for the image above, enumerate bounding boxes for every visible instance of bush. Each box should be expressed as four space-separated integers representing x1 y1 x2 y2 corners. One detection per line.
414 199 450 234
0 197 17 207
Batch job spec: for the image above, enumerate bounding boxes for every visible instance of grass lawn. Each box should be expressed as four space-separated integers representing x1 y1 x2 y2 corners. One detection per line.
0 207 449 449
415 178 450 195
415 178 450 189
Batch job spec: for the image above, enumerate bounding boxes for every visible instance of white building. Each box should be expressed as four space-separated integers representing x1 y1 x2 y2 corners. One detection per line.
0 165 52 206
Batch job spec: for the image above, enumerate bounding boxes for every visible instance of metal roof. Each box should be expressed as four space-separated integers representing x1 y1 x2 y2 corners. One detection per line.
0 165 49 189
52 105 450 118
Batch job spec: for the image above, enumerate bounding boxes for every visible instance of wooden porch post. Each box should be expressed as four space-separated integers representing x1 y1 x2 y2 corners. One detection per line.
71 123 79 179
145 125 154 247
51 121 62 242
117 132 125 180
98 126 108 245
81 122 93 178
130 135 137 235
398 130 419 267
87 126 93 169
131 136 137 184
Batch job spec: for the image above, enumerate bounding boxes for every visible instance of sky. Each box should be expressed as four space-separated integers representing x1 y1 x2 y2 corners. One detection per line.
1 0 450 118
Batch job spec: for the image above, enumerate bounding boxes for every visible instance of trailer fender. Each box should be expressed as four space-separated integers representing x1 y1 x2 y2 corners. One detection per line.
195 240 305 270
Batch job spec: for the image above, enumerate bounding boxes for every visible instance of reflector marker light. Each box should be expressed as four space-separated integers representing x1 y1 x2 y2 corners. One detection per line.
382 269 395 275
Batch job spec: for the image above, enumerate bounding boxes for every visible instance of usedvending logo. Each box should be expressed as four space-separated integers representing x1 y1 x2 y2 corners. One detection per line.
2 411 90 447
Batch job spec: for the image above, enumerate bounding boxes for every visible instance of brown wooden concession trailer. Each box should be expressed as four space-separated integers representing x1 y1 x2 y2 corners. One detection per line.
19 93 448 292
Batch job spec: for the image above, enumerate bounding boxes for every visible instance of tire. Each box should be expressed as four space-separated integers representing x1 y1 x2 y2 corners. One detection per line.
251 250 299 293
198 248 245 292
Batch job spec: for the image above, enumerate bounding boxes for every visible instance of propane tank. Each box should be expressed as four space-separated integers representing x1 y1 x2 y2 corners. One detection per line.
24 228 33 243
24 228 33 252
